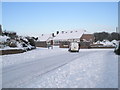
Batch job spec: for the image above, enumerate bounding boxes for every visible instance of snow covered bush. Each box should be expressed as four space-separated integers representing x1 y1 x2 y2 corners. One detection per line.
26 37 36 47
93 40 117 47
0 36 10 42
7 40 18 47
102 40 115 47
2 31 17 39
0 36 10 48
114 41 120 55
0 33 37 51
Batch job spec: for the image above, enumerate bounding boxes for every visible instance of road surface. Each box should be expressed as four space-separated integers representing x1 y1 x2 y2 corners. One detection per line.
2 49 81 88
2 48 118 88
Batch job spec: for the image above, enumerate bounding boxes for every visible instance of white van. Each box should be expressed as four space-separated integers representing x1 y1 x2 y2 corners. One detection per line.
69 42 80 52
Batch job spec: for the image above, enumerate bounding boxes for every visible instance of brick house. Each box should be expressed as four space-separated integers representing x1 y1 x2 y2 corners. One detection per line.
53 30 94 48
35 34 53 48
80 34 95 48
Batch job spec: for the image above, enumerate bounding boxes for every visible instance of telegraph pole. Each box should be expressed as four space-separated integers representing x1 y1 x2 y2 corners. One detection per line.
0 25 2 35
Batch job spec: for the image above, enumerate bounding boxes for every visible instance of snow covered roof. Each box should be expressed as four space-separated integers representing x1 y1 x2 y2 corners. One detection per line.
83 30 93 34
38 34 53 41
53 30 85 40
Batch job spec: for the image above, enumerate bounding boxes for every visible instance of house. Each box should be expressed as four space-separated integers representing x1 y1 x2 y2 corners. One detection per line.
53 30 94 48
35 34 54 48
36 30 94 48
80 31 95 48
53 30 84 45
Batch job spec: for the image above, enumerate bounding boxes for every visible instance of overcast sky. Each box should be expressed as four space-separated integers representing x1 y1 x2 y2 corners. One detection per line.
2 2 118 36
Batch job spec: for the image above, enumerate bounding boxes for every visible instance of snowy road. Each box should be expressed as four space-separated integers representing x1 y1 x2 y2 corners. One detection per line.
2 50 81 87
2 47 118 88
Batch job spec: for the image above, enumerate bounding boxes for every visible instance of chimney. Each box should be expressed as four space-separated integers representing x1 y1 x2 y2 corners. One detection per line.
52 33 55 37
56 31 59 34
62 31 64 34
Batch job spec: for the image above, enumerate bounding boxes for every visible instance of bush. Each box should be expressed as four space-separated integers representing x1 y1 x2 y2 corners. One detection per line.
8 41 17 47
26 37 36 47
114 42 120 55
94 32 120 42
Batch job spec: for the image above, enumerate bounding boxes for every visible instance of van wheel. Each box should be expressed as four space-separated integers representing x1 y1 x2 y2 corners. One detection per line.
68 49 71 52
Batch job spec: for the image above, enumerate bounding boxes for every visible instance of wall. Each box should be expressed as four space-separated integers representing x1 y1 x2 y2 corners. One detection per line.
80 34 95 42
35 41 47 48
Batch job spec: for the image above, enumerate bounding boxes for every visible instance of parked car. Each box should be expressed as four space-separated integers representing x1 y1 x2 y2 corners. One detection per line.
68 42 80 52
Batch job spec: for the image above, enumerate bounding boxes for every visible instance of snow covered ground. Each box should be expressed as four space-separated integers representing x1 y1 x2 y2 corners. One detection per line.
2 47 118 88
2 47 67 67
